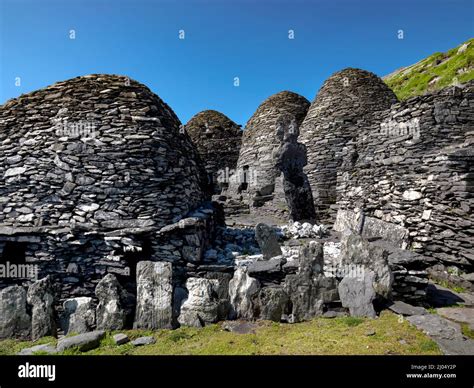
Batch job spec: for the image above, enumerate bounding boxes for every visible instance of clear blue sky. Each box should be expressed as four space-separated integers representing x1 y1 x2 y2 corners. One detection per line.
0 0 473 126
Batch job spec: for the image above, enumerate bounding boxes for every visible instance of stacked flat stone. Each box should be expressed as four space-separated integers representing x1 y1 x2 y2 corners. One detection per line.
185 110 242 193
300 68 398 223
337 81 474 271
0 74 214 308
0 74 208 230
227 91 310 218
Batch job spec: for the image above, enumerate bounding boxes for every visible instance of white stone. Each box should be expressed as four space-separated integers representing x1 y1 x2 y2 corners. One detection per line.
402 189 422 201
17 214 34 222
77 203 100 212
4 167 26 178
421 209 432 220
228 267 260 319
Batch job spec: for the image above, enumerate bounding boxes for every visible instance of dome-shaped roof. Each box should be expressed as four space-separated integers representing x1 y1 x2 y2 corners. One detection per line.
229 91 310 196
185 110 242 177
0 74 208 230
303 68 398 124
243 91 310 141
299 68 398 223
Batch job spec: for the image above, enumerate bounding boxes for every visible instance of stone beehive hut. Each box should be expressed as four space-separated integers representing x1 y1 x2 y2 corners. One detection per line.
0 74 208 229
185 110 242 193
335 81 474 274
300 68 398 223
227 91 310 215
0 74 215 302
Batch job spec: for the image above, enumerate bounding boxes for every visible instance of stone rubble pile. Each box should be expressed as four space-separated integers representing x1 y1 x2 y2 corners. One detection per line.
280 221 328 239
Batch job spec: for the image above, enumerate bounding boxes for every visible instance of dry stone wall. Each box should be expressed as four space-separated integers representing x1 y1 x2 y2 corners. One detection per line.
0 74 219 318
300 68 398 223
226 91 310 219
0 74 208 231
336 81 474 270
185 110 242 193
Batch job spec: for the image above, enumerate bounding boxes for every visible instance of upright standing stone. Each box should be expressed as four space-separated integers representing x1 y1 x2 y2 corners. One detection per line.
178 277 220 327
62 297 96 335
340 233 393 298
255 223 282 259
0 286 31 339
134 261 173 329
95 274 126 331
27 276 56 340
274 114 316 221
284 241 338 322
258 286 289 322
228 267 260 319
338 271 377 318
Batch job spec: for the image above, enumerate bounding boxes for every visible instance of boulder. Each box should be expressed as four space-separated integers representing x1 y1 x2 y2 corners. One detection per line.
258 286 289 321
0 286 31 339
27 276 56 340
338 271 377 318
228 267 260 319
113 333 130 345
203 272 232 321
178 277 220 327
222 320 258 334
62 297 95 335
18 343 58 355
57 330 105 352
131 336 156 346
340 233 393 298
255 223 282 259
284 241 338 322
134 261 173 329
388 300 428 316
95 274 126 330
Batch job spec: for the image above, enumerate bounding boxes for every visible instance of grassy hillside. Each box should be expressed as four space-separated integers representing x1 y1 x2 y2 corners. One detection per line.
384 38 474 100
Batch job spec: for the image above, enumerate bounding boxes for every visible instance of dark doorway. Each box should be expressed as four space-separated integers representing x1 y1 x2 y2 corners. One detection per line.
1 242 27 265
122 239 152 282
238 166 249 192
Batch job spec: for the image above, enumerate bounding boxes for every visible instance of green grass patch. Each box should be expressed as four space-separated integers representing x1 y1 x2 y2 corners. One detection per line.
0 311 441 356
385 38 474 100
435 279 466 294
461 323 474 340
